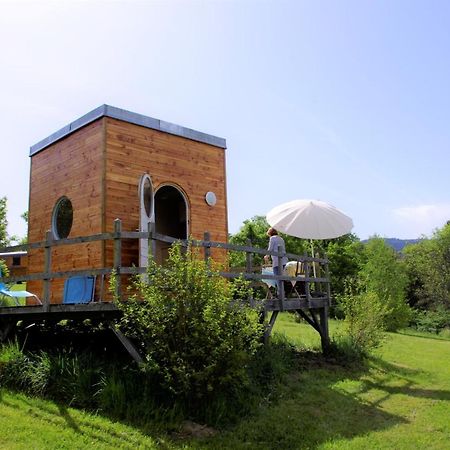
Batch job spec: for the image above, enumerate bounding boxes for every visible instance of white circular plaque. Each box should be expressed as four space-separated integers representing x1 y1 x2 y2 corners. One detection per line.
205 191 217 206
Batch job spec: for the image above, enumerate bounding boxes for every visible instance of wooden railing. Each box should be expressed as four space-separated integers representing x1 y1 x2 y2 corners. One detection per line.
0 219 331 311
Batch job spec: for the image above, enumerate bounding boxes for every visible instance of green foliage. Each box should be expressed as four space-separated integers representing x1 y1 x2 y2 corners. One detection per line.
2 325 450 450
0 196 8 247
404 222 450 311
0 342 103 407
359 236 411 331
335 291 388 359
228 215 270 267
229 216 363 303
0 258 9 277
116 243 264 417
322 233 364 301
409 305 450 334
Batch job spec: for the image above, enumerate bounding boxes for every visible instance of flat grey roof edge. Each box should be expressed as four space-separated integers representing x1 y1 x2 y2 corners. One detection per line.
30 104 227 156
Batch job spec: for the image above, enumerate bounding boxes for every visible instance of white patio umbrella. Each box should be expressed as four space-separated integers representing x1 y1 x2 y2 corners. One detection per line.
266 199 354 276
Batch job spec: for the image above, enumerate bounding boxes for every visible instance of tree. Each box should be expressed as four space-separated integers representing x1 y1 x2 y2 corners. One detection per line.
359 237 410 331
404 222 450 311
321 234 364 299
0 197 9 247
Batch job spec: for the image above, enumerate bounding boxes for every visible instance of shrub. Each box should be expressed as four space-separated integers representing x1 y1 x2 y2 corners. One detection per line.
115 243 264 418
410 306 450 334
336 291 388 359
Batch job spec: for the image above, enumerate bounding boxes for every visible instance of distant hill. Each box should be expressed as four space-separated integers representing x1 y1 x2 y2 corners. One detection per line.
362 238 422 252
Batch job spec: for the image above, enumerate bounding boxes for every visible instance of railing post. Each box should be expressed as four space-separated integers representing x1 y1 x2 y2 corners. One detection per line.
277 244 284 311
113 219 122 301
320 253 331 353
304 253 311 303
204 231 211 269
245 238 253 273
42 230 52 312
246 239 254 307
324 254 331 306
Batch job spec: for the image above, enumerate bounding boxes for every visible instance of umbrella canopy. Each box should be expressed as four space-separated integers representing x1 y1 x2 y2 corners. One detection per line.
266 199 353 240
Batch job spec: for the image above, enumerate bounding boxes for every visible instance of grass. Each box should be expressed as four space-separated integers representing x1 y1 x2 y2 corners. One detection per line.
0 390 163 449
0 314 449 449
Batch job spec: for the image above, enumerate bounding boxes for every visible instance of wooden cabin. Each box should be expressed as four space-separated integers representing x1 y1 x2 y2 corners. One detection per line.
0 251 27 279
26 105 228 303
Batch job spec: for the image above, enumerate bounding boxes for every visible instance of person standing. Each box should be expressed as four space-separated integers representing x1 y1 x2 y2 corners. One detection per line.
264 227 288 295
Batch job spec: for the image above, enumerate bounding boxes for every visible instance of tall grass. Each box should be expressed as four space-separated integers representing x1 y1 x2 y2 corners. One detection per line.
0 317 449 449
0 326 301 428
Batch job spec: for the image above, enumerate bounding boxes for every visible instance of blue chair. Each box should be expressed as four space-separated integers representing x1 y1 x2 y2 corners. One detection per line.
0 280 42 306
63 276 96 304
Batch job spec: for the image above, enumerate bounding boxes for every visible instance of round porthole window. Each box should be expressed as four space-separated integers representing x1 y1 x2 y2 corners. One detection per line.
52 196 73 239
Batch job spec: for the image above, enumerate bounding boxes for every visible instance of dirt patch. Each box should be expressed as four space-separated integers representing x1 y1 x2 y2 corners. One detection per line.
172 420 218 440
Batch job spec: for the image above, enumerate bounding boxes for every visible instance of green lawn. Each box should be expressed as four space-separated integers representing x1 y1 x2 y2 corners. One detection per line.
0 314 449 449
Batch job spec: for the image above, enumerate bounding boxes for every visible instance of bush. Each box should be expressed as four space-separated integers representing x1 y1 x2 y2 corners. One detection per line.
336 291 388 359
410 306 450 334
115 243 264 419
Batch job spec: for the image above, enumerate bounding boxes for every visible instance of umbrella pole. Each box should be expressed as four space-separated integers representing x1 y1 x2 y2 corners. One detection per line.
310 240 317 278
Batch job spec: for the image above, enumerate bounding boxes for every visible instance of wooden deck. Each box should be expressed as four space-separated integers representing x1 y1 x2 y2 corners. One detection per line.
0 302 120 321
0 221 332 352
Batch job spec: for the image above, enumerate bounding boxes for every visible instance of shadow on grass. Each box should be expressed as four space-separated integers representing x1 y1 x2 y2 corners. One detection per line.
361 357 450 405
181 353 408 450
3 328 442 450
0 351 409 450
0 390 162 449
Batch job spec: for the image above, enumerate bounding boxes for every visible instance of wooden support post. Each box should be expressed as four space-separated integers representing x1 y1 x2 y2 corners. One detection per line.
43 230 52 312
298 308 330 355
321 254 331 353
277 244 284 312
304 255 311 303
325 256 332 306
110 324 143 364
204 231 211 269
113 219 122 301
246 239 254 307
319 305 330 354
264 311 279 343
246 238 253 273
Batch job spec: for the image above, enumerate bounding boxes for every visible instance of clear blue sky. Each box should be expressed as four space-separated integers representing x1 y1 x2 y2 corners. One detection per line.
1 0 449 241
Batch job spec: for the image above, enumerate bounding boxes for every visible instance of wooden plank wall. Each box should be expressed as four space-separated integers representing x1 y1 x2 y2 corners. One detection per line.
27 120 105 302
26 116 228 303
104 118 228 269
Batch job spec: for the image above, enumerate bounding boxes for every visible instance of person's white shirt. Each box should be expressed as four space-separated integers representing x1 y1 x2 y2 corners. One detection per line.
267 235 288 268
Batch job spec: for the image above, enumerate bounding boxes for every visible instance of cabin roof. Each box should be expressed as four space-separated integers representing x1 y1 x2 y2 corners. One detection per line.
0 251 27 258
30 104 227 156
